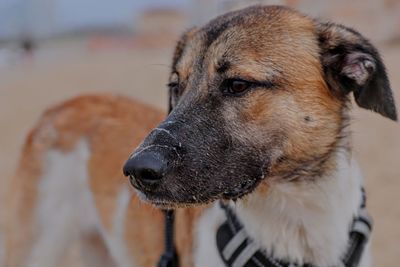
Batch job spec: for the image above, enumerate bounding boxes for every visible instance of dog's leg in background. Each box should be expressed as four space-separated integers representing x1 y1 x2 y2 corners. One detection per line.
5 126 53 267
6 138 111 267
96 186 134 267
25 139 101 267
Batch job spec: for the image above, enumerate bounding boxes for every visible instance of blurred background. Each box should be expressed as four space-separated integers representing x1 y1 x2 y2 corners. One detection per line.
0 0 399 266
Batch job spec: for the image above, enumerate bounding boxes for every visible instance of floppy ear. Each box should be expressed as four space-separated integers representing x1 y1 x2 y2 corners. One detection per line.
318 22 397 121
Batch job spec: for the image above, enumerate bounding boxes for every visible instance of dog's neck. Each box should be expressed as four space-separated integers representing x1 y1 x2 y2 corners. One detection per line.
233 150 364 266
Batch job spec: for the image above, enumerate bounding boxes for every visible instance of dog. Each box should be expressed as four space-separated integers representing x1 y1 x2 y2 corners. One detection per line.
5 5 397 267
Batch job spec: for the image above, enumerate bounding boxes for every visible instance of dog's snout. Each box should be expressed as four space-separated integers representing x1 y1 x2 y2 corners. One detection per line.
123 151 165 189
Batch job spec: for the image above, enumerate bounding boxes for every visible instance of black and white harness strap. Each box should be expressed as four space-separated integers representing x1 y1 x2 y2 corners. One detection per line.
216 189 372 267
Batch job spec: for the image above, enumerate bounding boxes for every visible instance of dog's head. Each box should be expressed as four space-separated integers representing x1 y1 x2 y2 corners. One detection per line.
123 6 397 207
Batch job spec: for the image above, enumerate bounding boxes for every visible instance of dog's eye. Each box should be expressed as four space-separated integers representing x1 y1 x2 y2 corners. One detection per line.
222 79 251 96
167 82 180 95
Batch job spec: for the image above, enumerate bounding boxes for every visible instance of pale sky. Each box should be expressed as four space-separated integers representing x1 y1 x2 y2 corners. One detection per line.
0 0 193 39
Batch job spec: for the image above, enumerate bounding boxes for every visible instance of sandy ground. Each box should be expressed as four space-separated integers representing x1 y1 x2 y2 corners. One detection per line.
0 40 399 266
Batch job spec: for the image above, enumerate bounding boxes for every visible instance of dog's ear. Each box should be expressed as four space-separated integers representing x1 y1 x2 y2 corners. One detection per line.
318 22 397 121
168 27 197 113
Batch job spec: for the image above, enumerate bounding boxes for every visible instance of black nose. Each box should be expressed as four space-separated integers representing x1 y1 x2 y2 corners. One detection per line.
123 151 165 189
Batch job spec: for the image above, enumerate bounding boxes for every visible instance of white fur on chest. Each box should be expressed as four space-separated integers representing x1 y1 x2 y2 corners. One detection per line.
193 204 226 267
194 153 371 267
